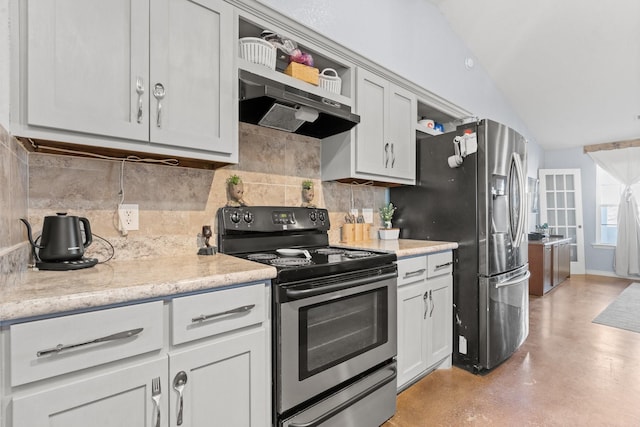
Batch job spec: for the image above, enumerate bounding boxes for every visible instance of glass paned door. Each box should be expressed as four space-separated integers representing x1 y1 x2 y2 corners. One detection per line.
539 169 585 274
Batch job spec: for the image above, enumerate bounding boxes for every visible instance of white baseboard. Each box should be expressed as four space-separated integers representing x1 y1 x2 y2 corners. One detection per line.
586 269 640 280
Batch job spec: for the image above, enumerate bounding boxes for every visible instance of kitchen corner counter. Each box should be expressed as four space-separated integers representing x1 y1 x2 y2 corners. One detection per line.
528 236 572 246
0 254 277 323
337 239 458 258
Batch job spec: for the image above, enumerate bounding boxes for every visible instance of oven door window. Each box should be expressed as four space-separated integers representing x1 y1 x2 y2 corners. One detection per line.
298 288 388 380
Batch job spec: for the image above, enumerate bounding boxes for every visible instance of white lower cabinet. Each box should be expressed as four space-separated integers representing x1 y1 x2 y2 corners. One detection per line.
396 252 453 390
168 328 267 426
12 357 167 427
2 283 270 427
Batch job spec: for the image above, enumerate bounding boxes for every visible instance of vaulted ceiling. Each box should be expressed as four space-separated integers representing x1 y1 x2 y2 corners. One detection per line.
428 0 640 151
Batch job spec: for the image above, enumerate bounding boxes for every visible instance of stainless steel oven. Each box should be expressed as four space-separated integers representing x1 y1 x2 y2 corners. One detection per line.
217 206 398 427
276 266 397 418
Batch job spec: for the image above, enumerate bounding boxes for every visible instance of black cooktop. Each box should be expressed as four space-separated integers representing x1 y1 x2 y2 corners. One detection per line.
217 206 396 283
236 246 396 284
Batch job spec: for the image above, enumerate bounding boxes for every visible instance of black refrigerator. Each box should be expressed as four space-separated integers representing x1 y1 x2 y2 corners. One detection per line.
391 119 530 373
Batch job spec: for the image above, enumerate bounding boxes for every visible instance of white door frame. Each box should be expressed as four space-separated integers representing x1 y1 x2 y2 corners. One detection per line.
539 169 586 274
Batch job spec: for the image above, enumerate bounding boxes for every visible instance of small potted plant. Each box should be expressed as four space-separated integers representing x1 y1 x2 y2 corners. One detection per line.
226 174 247 207
301 180 316 208
378 202 399 240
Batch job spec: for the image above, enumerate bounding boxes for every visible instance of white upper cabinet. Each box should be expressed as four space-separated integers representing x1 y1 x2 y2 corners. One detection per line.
321 67 417 186
14 0 237 165
356 68 416 181
149 0 235 154
25 0 150 141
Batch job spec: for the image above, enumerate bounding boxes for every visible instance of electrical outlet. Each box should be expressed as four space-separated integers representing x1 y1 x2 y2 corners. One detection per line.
119 204 139 231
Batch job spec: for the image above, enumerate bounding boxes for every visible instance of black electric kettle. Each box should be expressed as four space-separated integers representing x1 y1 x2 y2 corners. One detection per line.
21 213 93 262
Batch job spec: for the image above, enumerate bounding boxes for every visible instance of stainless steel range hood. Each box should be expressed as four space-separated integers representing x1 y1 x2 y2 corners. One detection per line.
239 69 360 139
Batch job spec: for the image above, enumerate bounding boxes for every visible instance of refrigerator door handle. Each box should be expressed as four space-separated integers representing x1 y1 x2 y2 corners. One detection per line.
495 270 531 288
511 152 526 248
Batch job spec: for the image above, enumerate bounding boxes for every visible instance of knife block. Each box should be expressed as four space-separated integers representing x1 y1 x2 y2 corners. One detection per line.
341 223 370 242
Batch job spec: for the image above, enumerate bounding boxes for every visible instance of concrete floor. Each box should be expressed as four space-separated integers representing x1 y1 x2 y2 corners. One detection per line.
383 275 640 426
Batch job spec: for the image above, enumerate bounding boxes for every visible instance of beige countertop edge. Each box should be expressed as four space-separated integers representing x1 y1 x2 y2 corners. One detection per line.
528 237 573 246
336 239 458 258
0 254 277 323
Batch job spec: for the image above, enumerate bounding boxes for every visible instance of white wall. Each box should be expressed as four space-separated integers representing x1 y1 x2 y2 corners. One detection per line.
257 0 537 146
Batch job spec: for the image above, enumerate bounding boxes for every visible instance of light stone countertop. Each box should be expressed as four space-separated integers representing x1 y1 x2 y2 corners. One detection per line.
1 239 456 323
0 253 276 323
336 239 458 258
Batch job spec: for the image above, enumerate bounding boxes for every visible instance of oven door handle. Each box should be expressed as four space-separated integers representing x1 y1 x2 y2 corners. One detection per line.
283 271 397 300
288 365 397 427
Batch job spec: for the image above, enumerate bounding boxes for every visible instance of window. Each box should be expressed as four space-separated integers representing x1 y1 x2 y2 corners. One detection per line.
595 165 640 244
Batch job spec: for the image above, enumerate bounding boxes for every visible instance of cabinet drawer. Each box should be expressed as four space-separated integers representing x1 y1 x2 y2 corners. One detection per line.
10 301 163 386
171 283 266 345
397 256 427 287
427 251 453 278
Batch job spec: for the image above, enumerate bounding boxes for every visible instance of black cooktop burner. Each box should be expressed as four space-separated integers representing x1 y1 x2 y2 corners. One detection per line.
247 253 278 261
343 250 375 258
270 258 313 267
314 248 345 255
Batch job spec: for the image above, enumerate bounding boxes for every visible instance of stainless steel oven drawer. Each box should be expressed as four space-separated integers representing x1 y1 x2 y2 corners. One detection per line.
280 362 397 427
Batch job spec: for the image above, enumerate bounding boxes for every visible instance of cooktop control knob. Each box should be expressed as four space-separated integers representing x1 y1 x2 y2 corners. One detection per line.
309 211 317 222
244 212 254 223
318 211 326 222
230 211 241 223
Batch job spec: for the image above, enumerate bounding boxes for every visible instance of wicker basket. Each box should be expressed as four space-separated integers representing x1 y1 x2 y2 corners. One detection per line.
318 68 342 94
239 37 276 70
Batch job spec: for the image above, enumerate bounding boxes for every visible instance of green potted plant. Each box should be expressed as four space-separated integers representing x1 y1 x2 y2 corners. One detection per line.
378 202 399 239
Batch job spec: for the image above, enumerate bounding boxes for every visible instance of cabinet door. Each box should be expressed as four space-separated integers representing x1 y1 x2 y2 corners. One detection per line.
355 67 387 176
13 357 167 427
26 0 150 141
397 281 429 389
387 85 416 180
426 275 453 366
168 328 268 427
150 0 235 156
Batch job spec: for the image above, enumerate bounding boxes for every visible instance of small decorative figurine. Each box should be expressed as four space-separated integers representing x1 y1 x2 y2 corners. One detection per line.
197 225 216 255
226 174 248 207
301 180 316 208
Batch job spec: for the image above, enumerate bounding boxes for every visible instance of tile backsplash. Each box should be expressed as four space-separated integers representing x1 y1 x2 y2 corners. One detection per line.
21 123 386 263
0 124 30 284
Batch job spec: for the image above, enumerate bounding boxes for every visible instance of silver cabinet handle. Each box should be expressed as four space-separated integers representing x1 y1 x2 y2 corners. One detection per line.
36 328 143 357
135 77 144 123
173 371 187 426
435 261 453 270
384 143 390 168
404 268 426 279
191 304 255 323
423 291 429 319
151 377 161 427
153 83 165 128
429 289 434 318
391 143 395 168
